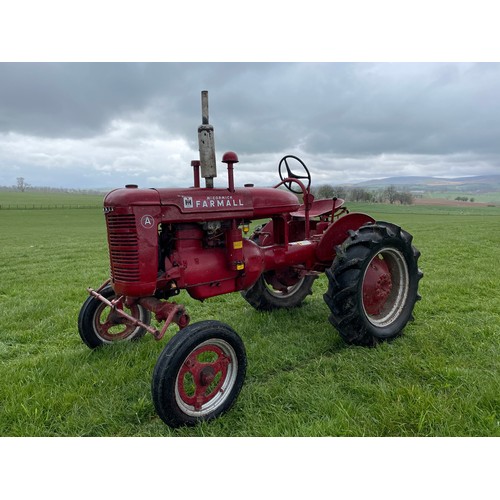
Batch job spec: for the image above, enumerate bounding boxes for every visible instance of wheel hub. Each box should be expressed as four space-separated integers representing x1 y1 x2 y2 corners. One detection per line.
363 257 392 315
199 366 216 386
95 301 142 342
177 345 231 411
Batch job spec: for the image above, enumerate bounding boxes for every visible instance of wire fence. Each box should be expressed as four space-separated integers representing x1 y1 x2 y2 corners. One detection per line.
0 204 102 210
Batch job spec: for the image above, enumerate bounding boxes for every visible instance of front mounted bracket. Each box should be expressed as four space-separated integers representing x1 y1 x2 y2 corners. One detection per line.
87 286 190 341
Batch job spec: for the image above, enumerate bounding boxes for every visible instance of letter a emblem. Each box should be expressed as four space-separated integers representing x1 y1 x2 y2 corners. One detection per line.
141 214 154 229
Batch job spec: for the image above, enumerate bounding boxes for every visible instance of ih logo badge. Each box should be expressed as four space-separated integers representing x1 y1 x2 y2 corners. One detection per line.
140 214 155 229
183 196 194 209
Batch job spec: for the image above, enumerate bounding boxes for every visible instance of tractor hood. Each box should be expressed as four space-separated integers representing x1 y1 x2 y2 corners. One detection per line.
104 184 300 219
156 186 300 218
104 185 161 208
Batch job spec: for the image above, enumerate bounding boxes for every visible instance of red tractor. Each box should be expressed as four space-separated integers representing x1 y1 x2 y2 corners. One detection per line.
79 91 423 428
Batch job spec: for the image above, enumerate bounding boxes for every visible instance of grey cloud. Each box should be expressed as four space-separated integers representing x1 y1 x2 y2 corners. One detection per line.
0 62 187 137
1 62 500 189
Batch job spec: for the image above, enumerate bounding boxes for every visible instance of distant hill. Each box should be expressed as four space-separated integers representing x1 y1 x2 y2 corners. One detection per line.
355 175 500 193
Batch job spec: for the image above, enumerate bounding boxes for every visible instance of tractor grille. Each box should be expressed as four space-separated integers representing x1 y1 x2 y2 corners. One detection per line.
106 213 140 282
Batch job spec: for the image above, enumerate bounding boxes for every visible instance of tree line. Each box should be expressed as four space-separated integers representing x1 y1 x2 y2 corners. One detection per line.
0 177 103 195
311 184 414 204
7 177 414 204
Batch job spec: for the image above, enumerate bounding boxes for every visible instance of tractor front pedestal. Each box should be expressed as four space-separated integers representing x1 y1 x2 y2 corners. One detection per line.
136 296 190 340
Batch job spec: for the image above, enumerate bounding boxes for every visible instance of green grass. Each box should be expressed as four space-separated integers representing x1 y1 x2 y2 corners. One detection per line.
0 190 104 209
1 194 499 436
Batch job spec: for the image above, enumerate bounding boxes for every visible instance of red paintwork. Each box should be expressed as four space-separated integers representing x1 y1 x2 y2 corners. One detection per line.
92 295 143 342
103 181 376 300
222 151 239 163
105 204 160 297
191 160 201 188
290 198 344 218
222 152 238 192
362 256 392 315
164 230 264 300
105 185 300 219
137 297 189 338
177 343 231 410
95 156 380 337
314 212 375 262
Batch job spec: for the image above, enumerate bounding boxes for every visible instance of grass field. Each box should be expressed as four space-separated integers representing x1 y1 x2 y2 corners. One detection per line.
0 190 104 209
1 194 499 437
418 190 500 204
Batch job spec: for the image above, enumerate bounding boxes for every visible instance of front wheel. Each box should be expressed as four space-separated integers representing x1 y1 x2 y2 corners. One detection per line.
78 284 151 349
324 222 423 346
152 321 247 428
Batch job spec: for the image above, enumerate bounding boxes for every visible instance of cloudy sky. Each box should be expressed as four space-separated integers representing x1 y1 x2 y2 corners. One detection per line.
1 0 499 191
1 61 499 190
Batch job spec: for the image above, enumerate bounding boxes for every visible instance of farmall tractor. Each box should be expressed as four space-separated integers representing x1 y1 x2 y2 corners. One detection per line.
79 91 422 428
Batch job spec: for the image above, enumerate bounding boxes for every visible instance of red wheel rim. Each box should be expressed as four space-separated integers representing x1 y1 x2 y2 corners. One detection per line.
363 254 392 315
94 299 142 342
177 344 231 410
361 248 410 328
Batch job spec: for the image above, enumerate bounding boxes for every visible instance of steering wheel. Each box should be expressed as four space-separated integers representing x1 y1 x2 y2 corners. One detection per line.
278 155 312 194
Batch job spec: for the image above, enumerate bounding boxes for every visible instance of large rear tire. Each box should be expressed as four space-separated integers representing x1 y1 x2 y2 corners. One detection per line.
152 320 247 428
324 222 422 346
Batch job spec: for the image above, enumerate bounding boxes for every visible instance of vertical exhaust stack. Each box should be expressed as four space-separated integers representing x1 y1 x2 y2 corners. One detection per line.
198 90 217 188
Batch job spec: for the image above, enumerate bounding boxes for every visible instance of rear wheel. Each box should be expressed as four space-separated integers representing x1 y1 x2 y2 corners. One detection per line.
152 320 247 428
241 271 317 311
324 222 423 346
78 284 151 349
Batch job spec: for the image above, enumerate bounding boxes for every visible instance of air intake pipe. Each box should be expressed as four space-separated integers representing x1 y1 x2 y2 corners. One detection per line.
198 90 217 188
